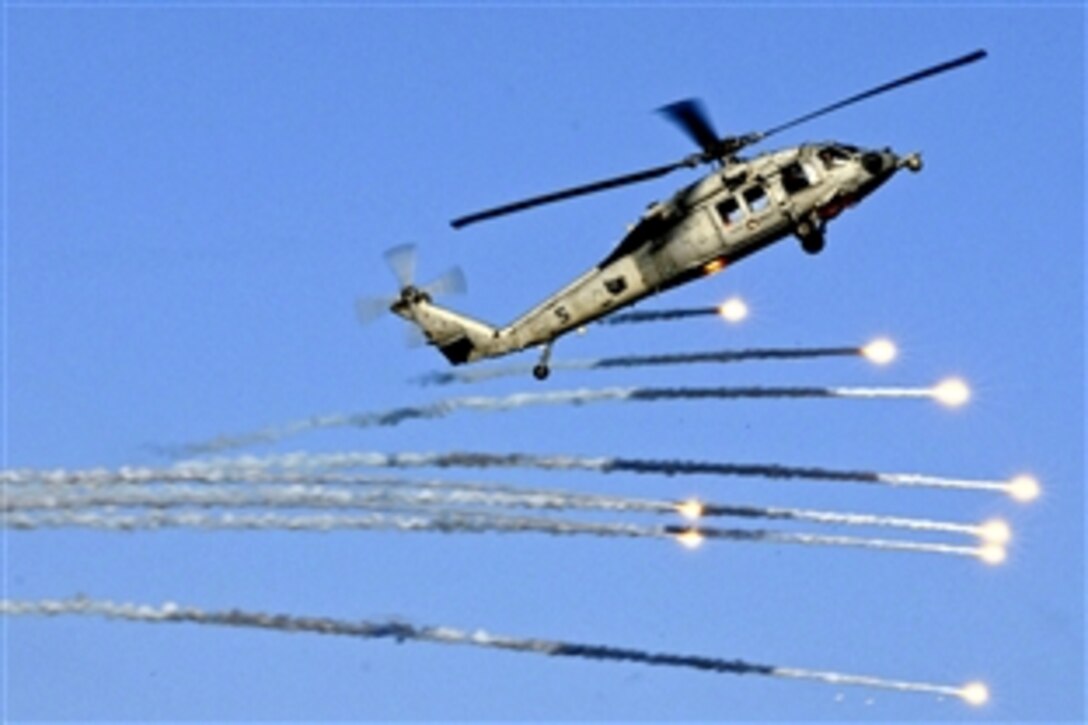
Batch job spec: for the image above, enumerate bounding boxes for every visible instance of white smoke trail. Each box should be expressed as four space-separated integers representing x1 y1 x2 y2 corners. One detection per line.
773 667 968 700
755 530 987 560
1 466 366 487
2 466 605 504
1 466 561 498
5 481 992 542
4 510 997 562
673 526 990 561
876 473 1010 495
1 466 673 518
1 484 666 518
180 384 947 454
700 503 987 539
2 510 658 539
181 388 629 453
0 597 981 704
184 450 613 476
825 386 932 400
186 450 1021 498
4 480 991 542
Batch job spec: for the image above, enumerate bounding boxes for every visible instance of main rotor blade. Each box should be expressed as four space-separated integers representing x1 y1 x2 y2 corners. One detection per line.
760 49 987 140
450 159 691 229
658 98 721 155
384 244 417 288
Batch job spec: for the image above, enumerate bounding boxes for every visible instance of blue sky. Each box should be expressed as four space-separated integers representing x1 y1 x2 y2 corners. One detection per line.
3 3 1084 721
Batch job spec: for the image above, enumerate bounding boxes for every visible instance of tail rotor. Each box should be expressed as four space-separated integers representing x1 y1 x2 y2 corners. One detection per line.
383 243 418 290
420 266 467 298
356 244 467 326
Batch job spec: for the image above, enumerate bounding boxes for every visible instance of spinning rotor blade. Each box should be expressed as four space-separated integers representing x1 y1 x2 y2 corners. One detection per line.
355 295 396 325
759 49 988 140
450 49 986 229
657 98 721 156
404 325 428 348
450 159 693 229
421 266 468 297
384 243 418 288
355 297 430 342
358 246 468 325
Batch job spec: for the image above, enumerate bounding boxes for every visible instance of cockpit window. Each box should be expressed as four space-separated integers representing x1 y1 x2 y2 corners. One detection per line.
781 161 812 194
819 146 853 169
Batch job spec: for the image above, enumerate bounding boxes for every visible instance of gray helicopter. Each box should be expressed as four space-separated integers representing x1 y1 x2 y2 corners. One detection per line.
360 49 986 380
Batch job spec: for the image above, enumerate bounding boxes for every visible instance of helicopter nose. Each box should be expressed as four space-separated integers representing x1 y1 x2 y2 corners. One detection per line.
899 151 923 172
861 150 897 176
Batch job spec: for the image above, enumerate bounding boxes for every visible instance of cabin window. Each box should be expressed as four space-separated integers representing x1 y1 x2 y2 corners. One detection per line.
716 196 743 226
781 162 811 194
744 185 769 214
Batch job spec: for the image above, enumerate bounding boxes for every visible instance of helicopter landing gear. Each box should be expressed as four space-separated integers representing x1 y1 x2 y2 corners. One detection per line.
796 217 826 255
800 231 825 255
533 341 554 381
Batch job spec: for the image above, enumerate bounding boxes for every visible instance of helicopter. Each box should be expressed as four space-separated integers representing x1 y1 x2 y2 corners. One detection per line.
360 49 987 380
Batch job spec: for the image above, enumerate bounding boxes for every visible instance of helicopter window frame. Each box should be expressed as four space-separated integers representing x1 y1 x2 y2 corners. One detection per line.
781 161 812 195
743 185 770 215
715 195 744 227
819 146 852 170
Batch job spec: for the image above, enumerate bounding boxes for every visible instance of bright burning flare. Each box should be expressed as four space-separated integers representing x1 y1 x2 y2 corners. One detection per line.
931 378 971 408
675 529 705 550
675 499 705 521
861 338 897 365
717 296 748 323
978 519 1011 546
978 544 1007 566
1007 475 1041 503
959 681 990 707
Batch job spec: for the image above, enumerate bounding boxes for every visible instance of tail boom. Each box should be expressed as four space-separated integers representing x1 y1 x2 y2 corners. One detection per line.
393 296 506 365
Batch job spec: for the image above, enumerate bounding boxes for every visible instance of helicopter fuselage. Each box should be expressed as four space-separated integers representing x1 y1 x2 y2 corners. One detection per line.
395 141 920 375
372 49 983 378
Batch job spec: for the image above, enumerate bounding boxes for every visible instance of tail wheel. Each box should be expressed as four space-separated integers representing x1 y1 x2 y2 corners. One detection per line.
796 218 826 255
800 231 826 255
532 365 550 381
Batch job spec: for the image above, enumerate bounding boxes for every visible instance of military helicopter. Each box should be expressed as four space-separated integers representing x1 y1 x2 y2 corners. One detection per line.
360 49 986 380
